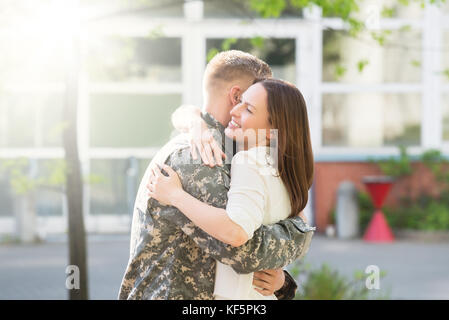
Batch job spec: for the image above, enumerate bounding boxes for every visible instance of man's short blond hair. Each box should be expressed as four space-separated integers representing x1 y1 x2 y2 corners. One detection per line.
203 50 272 91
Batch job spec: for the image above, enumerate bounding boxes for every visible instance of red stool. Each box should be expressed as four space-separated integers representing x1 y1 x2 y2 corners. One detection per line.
362 176 395 243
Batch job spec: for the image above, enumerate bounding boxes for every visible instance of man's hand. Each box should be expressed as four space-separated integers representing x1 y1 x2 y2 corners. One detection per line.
252 269 285 296
189 120 225 167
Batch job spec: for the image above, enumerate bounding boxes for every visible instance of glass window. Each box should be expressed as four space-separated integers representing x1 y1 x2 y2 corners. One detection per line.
35 159 64 217
0 96 35 148
323 29 422 83
443 94 449 141
206 38 296 83
0 93 63 148
87 37 182 83
41 96 64 147
90 159 130 215
89 93 181 148
322 93 421 147
0 159 64 217
89 158 153 216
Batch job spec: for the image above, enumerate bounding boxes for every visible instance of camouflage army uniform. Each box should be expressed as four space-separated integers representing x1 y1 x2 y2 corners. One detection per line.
118 112 315 300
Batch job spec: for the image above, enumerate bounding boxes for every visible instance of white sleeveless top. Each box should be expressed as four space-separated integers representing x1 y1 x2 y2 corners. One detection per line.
213 146 292 300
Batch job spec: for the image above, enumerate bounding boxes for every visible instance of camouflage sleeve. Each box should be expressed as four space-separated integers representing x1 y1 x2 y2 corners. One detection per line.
159 148 315 275
274 270 298 300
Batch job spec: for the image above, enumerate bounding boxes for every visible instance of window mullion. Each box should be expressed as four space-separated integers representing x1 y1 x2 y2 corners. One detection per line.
421 5 442 148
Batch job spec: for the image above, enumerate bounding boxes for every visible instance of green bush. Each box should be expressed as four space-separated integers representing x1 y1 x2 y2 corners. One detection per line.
330 146 449 232
288 262 389 300
368 145 413 179
357 191 449 231
357 191 374 232
421 149 449 187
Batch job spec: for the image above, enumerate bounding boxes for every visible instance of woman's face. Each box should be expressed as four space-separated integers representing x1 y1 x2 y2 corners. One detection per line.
224 82 272 149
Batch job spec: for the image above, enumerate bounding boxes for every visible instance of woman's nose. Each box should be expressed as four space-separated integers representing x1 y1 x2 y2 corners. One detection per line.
230 103 243 117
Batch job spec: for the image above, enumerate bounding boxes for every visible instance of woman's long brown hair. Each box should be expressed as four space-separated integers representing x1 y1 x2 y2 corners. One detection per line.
261 78 314 218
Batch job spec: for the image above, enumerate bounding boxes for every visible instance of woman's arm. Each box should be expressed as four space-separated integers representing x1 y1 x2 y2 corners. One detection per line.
147 164 248 247
170 187 249 247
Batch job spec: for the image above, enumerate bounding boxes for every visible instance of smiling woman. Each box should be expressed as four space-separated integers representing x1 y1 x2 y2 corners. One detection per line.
224 82 272 150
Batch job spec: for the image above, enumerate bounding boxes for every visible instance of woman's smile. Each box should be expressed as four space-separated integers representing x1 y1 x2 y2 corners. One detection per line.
227 118 241 129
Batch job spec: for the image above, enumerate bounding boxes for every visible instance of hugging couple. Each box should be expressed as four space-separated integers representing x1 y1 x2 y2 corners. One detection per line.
119 50 315 300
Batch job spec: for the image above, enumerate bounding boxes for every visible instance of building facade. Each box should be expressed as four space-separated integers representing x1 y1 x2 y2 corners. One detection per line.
1 0 449 236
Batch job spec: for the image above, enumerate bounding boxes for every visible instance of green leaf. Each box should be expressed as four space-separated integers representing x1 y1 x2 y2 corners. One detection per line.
250 36 265 49
372 145 412 178
370 30 392 46
206 48 219 63
290 0 311 9
334 64 347 79
249 0 286 18
357 59 369 73
410 60 421 68
381 7 395 18
348 18 364 37
221 38 237 51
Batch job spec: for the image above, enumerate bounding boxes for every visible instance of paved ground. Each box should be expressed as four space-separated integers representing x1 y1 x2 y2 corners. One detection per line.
0 234 448 300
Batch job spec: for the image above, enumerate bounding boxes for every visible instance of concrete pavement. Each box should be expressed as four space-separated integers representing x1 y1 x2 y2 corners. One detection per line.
0 234 448 300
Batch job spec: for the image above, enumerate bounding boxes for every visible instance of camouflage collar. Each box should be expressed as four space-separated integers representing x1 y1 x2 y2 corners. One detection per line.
201 112 226 135
201 111 235 161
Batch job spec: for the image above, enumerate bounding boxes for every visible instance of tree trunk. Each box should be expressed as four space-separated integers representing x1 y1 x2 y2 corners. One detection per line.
63 33 89 300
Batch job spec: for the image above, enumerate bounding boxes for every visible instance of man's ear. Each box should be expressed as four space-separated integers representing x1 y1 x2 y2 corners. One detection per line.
229 86 241 106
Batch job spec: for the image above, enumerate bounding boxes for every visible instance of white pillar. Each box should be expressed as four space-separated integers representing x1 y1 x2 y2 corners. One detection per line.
299 5 322 226
300 5 323 153
422 5 442 148
182 0 205 106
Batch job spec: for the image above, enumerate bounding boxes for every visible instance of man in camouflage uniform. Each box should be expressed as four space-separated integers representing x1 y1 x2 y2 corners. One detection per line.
118 50 315 300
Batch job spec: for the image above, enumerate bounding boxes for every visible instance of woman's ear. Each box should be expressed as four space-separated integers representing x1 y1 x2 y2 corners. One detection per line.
229 86 241 106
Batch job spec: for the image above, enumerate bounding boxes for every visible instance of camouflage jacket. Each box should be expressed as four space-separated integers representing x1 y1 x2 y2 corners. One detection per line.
118 112 315 300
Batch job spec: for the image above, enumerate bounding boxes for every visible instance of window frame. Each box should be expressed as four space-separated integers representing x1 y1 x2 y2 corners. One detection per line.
1 2 448 231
